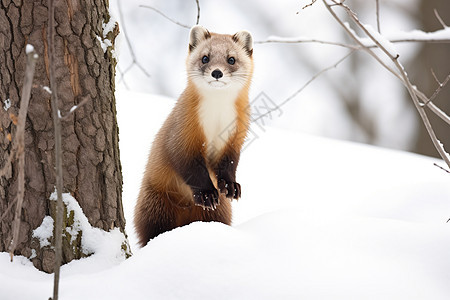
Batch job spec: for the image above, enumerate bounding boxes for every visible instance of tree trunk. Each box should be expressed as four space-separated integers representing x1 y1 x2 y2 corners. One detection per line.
0 0 127 273
411 0 450 158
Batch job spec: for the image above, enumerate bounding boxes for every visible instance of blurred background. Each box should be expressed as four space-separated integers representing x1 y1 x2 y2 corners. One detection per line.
109 0 449 158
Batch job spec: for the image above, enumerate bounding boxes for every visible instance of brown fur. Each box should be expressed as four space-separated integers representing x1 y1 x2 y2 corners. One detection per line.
134 26 253 246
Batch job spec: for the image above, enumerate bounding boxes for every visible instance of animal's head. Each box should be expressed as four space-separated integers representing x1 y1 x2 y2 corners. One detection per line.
186 25 253 91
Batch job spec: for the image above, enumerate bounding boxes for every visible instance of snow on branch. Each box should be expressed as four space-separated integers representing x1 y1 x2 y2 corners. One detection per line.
256 26 450 49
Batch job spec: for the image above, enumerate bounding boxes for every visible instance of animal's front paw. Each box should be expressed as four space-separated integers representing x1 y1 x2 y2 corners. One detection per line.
193 189 219 210
218 179 241 200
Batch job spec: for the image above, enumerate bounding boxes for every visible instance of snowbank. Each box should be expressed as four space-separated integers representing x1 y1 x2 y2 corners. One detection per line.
1 90 449 299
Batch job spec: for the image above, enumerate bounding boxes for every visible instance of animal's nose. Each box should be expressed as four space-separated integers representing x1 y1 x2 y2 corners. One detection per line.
211 69 223 79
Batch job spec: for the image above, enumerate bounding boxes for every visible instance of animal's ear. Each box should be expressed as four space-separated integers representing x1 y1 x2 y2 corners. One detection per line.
232 30 253 56
189 25 211 52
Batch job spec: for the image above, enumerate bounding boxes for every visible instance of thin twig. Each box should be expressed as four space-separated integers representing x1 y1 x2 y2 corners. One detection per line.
336 1 450 168
118 0 200 86
139 5 190 29
427 73 450 105
0 149 14 178
60 96 89 121
255 38 359 49
0 196 17 223
9 46 38 260
434 9 448 29
302 0 317 10
255 34 450 49
375 0 381 33
48 0 64 299
414 88 450 126
116 0 151 87
252 50 355 123
434 163 450 174
323 1 402 80
323 0 450 169
195 0 200 25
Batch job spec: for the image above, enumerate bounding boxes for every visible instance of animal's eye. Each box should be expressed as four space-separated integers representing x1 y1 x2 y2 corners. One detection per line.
202 55 209 64
227 57 235 65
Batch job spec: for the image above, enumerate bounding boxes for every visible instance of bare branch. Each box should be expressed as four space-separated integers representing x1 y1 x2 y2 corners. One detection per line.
9 46 38 260
139 5 190 29
376 0 381 33
116 0 151 87
302 0 317 10
414 88 450 126
323 1 402 79
195 0 200 25
0 149 14 178
0 196 17 223
322 0 450 169
118 0 201 86
428 72 450 105
256 28 450 49
434 163 450 174
252 50 355 123
48 0 64 298
60 96 89 121
255 37 359 49
434 9 448 29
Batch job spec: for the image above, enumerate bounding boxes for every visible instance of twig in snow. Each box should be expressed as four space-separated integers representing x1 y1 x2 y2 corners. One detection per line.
8 46 38 260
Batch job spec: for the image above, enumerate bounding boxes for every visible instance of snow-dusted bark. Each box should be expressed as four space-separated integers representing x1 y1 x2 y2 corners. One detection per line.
0 0 127 273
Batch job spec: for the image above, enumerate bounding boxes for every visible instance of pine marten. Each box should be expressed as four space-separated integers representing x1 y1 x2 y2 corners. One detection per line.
134 25 254 246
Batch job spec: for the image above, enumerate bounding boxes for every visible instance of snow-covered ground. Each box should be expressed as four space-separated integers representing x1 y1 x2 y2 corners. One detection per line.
1 90 449 299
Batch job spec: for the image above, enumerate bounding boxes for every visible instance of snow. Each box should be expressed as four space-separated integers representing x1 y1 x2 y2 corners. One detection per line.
361 24 399 57
102 16 117 38
261 27 450 48
437 139 450 163
96 35 112 53
1 90 450 299
69 105 77 113
25 44 34 54
48 190 129 259
384 27 450 42
96 15 117 54
32 216 54 248
42 86 52 94
3 98 11 111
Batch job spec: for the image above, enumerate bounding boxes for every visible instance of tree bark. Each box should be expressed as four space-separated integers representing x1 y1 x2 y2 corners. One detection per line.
0 0 126 273
411 0 450 158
